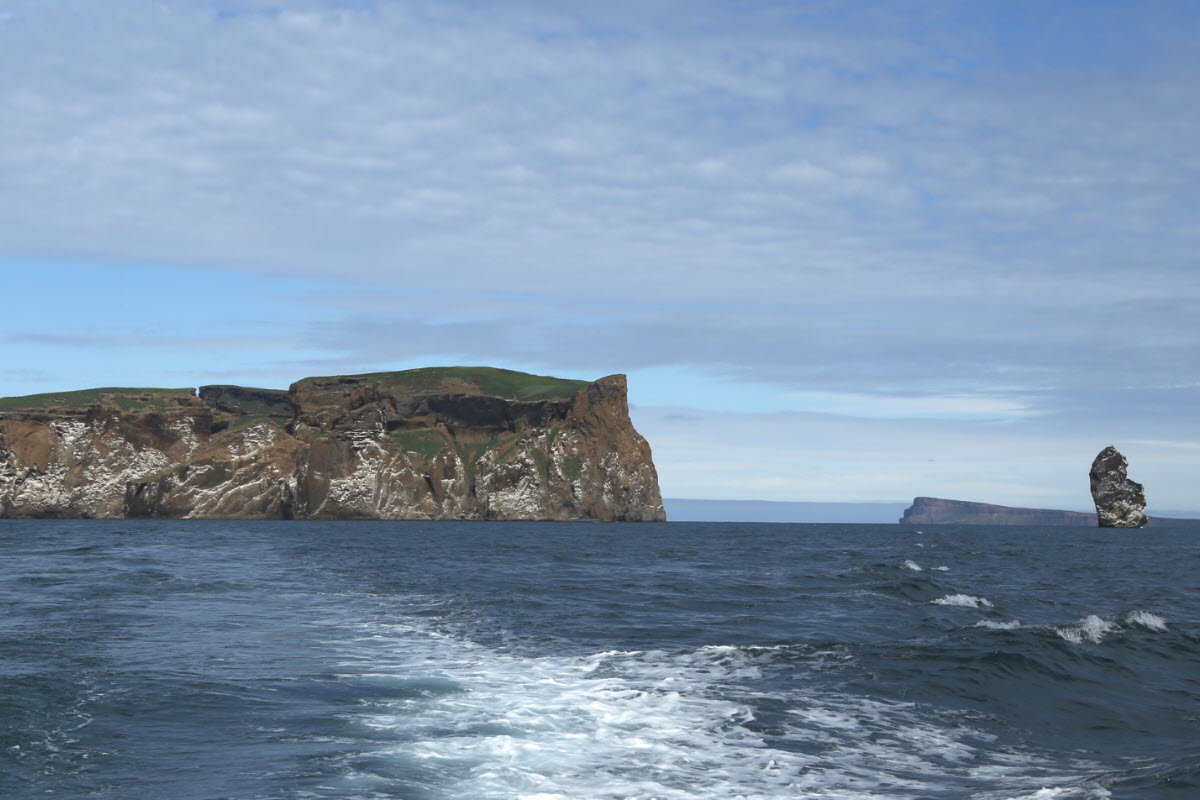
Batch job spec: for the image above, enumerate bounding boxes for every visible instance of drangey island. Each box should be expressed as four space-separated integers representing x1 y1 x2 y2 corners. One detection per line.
0 367 665 521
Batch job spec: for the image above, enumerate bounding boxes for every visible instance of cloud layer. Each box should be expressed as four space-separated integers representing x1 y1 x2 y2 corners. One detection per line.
2 1 1198 507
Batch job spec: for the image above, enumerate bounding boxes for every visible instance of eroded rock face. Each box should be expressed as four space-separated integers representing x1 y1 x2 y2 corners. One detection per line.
1089 445 1148 528
0 369 666 521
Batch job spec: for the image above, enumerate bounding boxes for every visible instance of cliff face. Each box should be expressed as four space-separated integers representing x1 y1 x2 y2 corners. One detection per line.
1089 445 1148 528
899 497 1097 526
0 368 665 521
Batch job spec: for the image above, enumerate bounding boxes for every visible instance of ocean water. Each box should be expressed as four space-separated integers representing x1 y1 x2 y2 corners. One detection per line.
2 520 1199 800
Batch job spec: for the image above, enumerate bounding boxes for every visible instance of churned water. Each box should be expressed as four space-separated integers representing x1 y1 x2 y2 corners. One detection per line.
2 519 1198 799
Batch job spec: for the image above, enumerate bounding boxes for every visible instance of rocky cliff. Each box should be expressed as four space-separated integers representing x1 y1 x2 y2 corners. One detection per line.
0 368 666 521
1089 445 1148 528
899 497 1097 526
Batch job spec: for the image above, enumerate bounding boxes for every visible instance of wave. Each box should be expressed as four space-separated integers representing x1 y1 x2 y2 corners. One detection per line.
902 559 949 573
964 609 1171 645
1055 611 1168 644
1105 750 1200 797
1123 610 1167 631
932 593 993 608
974 619 1022 630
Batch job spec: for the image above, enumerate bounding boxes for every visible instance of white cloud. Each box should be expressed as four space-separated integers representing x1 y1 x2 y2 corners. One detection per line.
1 1 1193 304
2 1 1199 504
784 391 1038 420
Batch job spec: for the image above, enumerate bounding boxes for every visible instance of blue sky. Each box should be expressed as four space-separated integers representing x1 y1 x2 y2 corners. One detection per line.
2 1 1198 511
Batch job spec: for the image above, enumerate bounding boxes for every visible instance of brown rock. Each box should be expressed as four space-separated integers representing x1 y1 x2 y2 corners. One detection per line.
0 369 666 522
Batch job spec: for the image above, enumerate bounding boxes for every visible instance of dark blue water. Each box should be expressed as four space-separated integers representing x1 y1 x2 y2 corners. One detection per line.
2 520 1198 799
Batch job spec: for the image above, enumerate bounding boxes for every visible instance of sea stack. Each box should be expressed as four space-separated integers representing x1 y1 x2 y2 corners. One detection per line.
1089 445 1148 528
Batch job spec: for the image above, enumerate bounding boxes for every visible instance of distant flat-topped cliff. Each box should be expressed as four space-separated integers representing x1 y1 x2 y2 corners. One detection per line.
0 367 665 521
900 497 1096 526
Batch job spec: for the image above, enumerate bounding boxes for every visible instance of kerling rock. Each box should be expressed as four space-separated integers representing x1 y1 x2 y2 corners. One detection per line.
1089 445 1148 528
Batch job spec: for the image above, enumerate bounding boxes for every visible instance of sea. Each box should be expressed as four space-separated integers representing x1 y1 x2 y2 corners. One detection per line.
2 520 1198 800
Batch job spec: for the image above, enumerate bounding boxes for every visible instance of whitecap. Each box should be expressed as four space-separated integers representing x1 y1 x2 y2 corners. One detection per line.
974 619 1021 630
933 566 950 572
903 559 923 571
1010 788 1074 799
1002 785 1111 799
1124 610 1167 631
932 593 993 608
1056 615 1119 644
993 782 1113 800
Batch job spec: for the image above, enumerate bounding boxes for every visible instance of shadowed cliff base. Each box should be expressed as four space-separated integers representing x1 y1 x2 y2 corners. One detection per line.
0 367 665 522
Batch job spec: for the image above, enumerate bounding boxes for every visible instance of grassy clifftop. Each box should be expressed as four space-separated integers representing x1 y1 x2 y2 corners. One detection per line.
0 387 197 413
0 368 593 417
291 366 591 402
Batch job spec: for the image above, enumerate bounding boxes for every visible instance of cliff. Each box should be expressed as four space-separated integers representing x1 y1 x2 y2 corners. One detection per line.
0 368 665 522
899 497 1097 526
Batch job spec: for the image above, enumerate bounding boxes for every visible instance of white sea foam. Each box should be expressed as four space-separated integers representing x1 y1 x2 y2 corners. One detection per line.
1056 615 1119 644
327 617 1098 800
1124 610 1167 630
903 559 923 571
1002 786 1111 800
975 619 1022 630
1053 611 1169 644
934 566 950 571
933 593 993 608
1008 788 1076 799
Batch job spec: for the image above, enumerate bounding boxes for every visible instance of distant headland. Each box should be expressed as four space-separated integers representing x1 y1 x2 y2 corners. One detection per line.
0 367 665 521
899 496 1189 527
899 497 1096 526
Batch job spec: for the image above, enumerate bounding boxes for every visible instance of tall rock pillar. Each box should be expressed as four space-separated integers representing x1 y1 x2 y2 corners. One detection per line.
1089 445 1148 528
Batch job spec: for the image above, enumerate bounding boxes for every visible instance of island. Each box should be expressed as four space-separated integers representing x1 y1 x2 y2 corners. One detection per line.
899 497 1098 526
0 367 666 521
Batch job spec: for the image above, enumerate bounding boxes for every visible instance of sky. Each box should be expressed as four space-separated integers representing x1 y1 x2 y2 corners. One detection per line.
2 1 1199 512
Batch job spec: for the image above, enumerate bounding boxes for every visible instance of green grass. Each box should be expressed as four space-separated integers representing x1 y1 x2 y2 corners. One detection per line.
530 448 549 479
562 456 582 482
296 366 590 402
0 387 195 412
389 430 505 488
454 437 501 488
390 429 453 461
